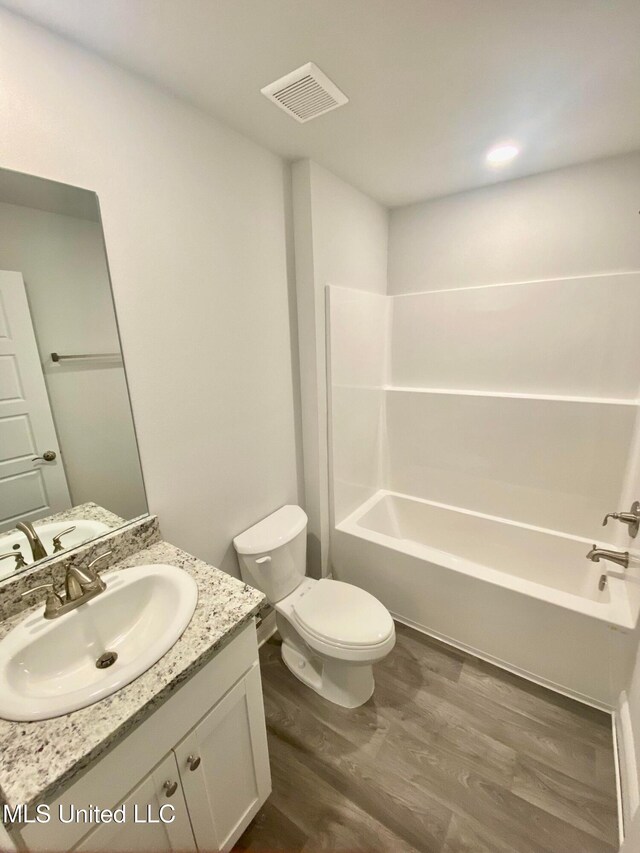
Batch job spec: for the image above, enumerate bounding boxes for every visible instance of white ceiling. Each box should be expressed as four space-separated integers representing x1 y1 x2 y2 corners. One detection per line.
3 0 640 206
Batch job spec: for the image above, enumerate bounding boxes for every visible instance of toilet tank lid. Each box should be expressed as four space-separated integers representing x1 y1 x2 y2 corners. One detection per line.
233 505 307 555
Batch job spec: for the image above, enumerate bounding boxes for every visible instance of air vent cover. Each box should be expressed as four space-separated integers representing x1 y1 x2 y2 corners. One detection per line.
261 62 348 123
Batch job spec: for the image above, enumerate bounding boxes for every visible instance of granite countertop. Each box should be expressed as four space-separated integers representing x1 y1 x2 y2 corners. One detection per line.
0 540 265 814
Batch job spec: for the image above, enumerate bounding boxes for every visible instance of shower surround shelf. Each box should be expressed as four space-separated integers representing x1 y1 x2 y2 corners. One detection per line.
384 386 640 406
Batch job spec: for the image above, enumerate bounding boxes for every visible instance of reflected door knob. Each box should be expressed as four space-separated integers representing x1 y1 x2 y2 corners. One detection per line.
32 450 56 462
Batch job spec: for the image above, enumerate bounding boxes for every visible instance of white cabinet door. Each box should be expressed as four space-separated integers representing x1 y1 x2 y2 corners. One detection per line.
0 271 71 532
73 752 196 853
175 664 271 852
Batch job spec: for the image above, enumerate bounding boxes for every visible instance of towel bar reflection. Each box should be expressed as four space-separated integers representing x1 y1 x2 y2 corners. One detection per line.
51 351 121 363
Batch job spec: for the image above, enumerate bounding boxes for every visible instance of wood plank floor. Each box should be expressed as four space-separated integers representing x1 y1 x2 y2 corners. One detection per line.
236 623 619 853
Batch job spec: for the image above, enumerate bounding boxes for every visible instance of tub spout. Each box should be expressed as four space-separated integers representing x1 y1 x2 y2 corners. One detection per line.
586 545 629 569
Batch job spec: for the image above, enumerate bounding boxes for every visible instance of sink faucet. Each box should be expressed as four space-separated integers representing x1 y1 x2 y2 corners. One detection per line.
22 551 111 620
16 521 47 562
65 552 109 601
586 545 629 569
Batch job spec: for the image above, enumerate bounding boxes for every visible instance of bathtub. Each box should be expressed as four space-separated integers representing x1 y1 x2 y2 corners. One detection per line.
333 490 640 707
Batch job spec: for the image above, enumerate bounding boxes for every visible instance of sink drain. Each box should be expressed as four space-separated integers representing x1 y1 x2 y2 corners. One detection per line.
96 651 118 669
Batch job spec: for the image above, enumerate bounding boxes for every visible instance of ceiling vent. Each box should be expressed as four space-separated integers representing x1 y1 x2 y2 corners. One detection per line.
261 62 348 123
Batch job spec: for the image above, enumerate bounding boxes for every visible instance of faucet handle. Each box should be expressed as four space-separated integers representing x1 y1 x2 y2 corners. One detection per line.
0 551 27 570
88 550 112 570
601 502 640 537
52 526 76 553
21 583 63 619
87 550 112 573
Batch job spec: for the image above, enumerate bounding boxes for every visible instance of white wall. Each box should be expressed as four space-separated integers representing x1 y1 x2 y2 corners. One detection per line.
306 165 388 296
292 160 388 576
389 151 640 293
0 200 146 520
0 10 299 576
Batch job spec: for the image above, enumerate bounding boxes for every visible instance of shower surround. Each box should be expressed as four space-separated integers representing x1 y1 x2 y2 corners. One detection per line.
327 274 640 707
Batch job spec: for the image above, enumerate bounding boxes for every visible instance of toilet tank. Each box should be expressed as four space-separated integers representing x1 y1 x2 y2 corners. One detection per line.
233 506 307 603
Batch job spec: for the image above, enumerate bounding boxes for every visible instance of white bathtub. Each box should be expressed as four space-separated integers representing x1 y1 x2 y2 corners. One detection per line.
333 490 640 707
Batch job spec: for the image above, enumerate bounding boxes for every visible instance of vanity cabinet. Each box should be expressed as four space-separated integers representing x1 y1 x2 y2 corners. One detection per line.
16 622 270 853
74 666 269 853
71 753 194 853
174 665 270 850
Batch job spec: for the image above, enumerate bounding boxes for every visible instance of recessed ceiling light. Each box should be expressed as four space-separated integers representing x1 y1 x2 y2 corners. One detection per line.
486 142 520 166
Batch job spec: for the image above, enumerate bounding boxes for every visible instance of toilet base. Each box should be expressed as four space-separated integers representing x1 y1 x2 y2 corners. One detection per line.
281 641 375 708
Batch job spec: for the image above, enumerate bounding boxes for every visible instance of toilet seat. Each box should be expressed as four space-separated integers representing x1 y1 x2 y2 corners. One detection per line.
290 579 395 661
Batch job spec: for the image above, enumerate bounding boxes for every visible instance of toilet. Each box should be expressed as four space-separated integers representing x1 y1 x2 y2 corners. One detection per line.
233 505 395 708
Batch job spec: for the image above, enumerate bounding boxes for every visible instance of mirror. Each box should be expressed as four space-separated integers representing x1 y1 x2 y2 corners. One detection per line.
0 168 148 581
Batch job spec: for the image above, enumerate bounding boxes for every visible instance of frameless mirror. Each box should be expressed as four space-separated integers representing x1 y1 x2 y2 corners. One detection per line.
0 168 148 581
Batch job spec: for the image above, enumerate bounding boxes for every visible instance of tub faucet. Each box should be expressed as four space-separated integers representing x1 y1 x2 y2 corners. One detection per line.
586 545 629 569
16 521 47 562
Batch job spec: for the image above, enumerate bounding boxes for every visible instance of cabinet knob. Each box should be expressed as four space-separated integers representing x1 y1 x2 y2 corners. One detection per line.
163 780 178 797
187 755 201 771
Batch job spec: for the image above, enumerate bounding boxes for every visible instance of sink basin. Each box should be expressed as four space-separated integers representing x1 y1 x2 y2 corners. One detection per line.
0 564 198 721
0 519 112 575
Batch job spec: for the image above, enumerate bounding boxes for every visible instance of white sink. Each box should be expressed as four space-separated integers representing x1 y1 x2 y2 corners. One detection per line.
0 519 112 574
0 564 198 721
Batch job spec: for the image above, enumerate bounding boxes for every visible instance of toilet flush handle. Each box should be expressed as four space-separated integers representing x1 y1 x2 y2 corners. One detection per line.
256 556 271 565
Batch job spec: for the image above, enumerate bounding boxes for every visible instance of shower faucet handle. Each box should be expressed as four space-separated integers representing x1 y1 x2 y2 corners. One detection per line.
602 501 640 538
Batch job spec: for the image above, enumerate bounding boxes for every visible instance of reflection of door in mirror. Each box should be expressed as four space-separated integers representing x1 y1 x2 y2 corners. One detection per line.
0 169 148 574
0 271 71 532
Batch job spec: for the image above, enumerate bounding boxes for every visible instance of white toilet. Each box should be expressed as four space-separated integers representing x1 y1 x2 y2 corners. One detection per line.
233 505 395 708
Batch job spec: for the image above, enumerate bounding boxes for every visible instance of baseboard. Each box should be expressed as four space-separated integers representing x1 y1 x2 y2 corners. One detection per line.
615 691 639 841
612 712 626 846
391 611 612 712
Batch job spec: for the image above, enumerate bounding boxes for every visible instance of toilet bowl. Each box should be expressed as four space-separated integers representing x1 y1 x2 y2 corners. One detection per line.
233 505 395 708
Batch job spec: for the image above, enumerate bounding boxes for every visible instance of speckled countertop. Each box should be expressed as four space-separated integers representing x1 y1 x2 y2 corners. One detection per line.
0 540 265 815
